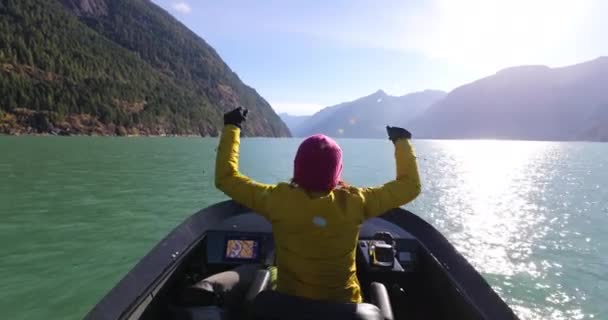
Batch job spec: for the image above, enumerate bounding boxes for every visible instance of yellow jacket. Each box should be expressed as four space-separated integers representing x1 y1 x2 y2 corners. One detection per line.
215 125 421 303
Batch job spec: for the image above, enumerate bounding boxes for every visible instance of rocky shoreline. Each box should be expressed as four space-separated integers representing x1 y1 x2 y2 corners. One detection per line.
0 131 208 137
0 109 220 137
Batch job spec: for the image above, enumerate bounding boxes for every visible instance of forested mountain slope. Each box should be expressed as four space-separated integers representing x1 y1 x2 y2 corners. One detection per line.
0 0 290 136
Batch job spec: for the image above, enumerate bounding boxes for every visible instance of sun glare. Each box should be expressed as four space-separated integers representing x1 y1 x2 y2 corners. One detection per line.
427 0 592 70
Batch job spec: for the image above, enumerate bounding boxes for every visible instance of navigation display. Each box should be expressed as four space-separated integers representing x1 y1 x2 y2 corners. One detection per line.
224 239 259 260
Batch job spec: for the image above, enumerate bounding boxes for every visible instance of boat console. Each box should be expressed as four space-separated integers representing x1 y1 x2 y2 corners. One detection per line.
194 213 419 320
172 213 425 320
204 213 419 267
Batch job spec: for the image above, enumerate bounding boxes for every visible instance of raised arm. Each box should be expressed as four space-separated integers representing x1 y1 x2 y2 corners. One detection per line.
214 108 276 219
360 127 421 218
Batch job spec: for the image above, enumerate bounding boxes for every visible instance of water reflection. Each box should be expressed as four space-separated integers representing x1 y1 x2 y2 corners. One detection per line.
439 140 549 276
419 140 596 320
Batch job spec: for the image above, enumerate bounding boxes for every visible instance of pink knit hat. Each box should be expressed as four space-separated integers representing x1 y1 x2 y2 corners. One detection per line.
293 134 343 192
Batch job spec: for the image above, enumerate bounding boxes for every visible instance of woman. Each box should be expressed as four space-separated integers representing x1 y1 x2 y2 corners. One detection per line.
215 107 421 303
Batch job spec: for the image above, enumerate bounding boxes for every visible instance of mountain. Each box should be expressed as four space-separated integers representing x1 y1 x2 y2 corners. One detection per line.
293 90 446 138
410 57 608 141
279 113 311 132
0 0 290 136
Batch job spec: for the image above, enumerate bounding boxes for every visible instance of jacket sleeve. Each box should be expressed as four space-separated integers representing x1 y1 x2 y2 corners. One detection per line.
360 139 421 219
215 125 276 220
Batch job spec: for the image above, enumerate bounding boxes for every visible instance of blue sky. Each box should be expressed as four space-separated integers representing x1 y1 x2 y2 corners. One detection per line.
152 0 608 115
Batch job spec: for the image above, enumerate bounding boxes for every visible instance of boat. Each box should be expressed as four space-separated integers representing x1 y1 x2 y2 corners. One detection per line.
85 201 519 320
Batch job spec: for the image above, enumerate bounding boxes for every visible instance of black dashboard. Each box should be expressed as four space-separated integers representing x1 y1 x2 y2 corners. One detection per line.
205 213 420 272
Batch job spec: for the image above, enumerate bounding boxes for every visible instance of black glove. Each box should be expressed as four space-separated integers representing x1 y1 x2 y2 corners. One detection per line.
224 107 248 128
386 126 412 143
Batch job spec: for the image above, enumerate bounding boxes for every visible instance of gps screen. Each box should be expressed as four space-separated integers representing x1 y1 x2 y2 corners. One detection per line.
225 239 259 260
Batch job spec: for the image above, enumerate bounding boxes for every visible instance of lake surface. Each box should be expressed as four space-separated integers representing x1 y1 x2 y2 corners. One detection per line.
1 136 607 320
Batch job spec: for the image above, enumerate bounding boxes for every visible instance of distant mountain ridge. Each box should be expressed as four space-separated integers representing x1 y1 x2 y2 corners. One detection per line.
411 57 608 141
0 0 290 136
279 113 311 132
286 57 608 142
292 90 446 138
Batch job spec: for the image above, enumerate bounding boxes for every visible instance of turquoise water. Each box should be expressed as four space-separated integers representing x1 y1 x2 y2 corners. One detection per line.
0 137 606 320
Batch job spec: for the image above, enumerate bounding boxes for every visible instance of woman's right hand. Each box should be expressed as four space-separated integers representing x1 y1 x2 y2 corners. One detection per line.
224 107 249 128
386 126 412 143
